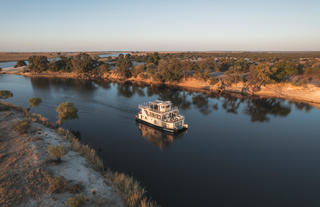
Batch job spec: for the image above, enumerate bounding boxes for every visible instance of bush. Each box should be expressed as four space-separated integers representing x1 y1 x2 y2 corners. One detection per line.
28 97 42 108
48 145 67 162
15 60 27 68
0 90 13 99
67 195 88 207
12 119 30 134
56 102 78 125
48 176 67 193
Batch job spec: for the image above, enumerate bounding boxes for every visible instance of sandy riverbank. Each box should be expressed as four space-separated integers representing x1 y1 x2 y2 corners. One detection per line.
0 102 124 207
0 102 158 207
2 68 320 107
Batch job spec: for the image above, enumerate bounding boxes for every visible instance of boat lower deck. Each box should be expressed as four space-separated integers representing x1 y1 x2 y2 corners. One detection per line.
136 117 188 134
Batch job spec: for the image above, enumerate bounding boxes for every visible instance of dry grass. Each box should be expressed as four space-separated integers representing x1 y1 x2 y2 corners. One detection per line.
48 176 67 193
68 183 84 194
48 145 67 162
67 194 88 207
12 119 30 134
58 128 104 171
105 170 159 207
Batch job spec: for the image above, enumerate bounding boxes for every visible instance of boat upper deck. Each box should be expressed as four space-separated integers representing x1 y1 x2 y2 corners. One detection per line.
139 100 178 114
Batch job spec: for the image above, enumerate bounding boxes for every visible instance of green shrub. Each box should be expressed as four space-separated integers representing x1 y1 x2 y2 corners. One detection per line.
48 145 67 162
67 195 88 207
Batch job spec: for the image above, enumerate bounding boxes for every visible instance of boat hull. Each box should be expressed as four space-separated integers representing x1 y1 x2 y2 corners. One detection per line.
136 117 187 133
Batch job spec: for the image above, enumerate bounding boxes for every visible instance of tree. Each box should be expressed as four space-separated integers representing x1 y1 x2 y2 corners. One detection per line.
28 56 49 72
71 53 99 73
56 102 78 126
93 62 109 75
131 64 145 77
0 90 13 99
272 61 298 81
146 52 160 65
49 56 73 72
28 97 42 110
247 63 273 90
15 60 27 68
48 145 66 162
116 54 133 78
156 59 184 82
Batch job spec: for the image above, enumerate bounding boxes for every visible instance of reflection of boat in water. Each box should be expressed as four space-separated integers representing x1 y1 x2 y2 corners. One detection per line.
136 100 188 133
137 122 186 149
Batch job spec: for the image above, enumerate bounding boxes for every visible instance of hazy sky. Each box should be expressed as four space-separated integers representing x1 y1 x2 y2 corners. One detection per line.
1 0 319 51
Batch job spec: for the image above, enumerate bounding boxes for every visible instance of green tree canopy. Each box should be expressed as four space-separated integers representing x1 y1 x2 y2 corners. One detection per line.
28 56 49 72
71 53 99 73
116 54 133 78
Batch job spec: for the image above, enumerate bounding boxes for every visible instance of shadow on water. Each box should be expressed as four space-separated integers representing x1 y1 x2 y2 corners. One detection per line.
110 81 312 122
137 122 187 150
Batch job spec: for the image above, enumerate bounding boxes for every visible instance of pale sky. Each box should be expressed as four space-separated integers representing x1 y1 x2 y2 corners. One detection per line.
1 0 319 51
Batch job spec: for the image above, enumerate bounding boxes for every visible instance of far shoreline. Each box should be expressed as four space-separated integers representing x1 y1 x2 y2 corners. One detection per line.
2 68 320 109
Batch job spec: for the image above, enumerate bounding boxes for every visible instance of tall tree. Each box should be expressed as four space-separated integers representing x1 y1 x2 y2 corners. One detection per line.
28 56 49 72
116 54 133 78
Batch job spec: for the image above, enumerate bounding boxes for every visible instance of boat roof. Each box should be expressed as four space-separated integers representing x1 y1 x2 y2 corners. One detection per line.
149 100 172 105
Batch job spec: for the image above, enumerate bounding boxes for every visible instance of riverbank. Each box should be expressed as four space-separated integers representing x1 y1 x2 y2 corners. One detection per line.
2 68 320 107
0 102 158 207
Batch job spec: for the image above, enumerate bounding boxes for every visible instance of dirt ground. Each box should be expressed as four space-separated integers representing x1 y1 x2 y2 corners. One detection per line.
0 106 124 207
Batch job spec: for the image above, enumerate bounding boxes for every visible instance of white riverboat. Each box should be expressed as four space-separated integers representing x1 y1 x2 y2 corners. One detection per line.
136 100 188 133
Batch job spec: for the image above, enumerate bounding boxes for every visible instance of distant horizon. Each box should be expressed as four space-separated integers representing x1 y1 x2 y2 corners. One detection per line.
1 50 320 53
1 0 319 51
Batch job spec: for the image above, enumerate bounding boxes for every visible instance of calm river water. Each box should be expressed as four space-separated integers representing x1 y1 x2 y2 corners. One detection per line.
1 74 320 207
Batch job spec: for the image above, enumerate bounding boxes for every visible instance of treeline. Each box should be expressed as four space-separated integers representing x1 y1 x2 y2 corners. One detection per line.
118 52 320 87
26 52 320 88
28 53 109 74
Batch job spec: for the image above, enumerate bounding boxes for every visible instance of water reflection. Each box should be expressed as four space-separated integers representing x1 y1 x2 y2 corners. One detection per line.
30 77 97 97
137 122 186 149
244 98 291 122
27 77 314 122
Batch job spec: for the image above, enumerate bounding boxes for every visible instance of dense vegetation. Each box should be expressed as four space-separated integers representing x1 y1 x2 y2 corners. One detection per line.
28 53 109 74
14 60 27 68
26 52 320 90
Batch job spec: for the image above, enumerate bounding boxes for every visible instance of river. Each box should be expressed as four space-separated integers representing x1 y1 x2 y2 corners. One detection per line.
0 74 320 207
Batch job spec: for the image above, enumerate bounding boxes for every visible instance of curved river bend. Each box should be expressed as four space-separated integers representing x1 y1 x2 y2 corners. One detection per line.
1 74 320 207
